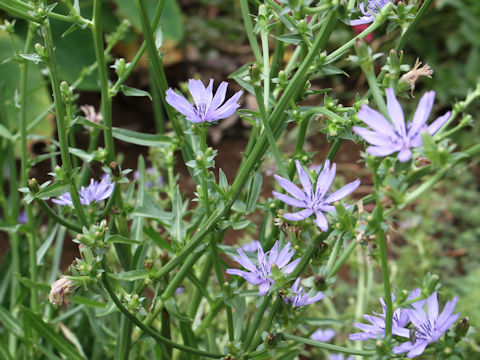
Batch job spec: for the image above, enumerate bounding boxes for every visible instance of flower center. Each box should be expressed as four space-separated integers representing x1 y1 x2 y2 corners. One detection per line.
195 101 209 120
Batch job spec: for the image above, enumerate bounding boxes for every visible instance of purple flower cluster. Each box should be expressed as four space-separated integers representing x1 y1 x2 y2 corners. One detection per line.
133 167 163 188
350 289 424 341
166 79 242 123
226 241 299 295
353 88 450 162
53 175 114 206
393 293 459 358
273 160 360 231
350 0 391 26
351 290 460 358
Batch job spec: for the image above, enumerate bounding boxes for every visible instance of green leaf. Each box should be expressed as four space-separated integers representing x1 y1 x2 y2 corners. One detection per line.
105 234 142 245
108 269 150 281
70 116 106 130
71 295 107 309
171 186 185 245
112 127 172 147
0 305 23 337
0 123 13 140
112 0 184 41
69 147 95 163
36 182 70 199
275 33 303 45
245 171 262 213
120 85 152 99
16 274 50 292
19 53 43 64
131 196 173 224
21 307 86 360
143 226 173 252
37 224 59 265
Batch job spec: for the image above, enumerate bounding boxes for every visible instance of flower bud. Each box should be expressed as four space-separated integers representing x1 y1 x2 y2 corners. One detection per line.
54 165 67 181
34 43 46 58
109 161 121 178
27 178 40 193
455 317 469 338
249 64 261 84
278 70 287 84
113 58 127 78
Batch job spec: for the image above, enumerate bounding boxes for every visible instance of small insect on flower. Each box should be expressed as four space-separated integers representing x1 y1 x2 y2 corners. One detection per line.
285 278 325 307
350 0 392 26
165 79 243 123
350 288 425 341
353 88 451 162
311 328 336 342
273 160 360 231
52 175 114 206
226 241 300 295
393 293 460 358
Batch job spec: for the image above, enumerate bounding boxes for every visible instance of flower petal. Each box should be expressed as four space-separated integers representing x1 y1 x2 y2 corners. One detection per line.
206 81 228 115
274 174 309 202
188 79 209 108
283 258 300 274
325 179 360 204
315 161 336 199
284 208 314 221
427 292 439 322
386 88 406 137
392 341 414 354
366 145 397 157
428 111 450 135
209 90 242 120
258 282 271 295
407 340 429 358
353 126 395 146
165 89 199 121
436 296 458 330
356 104 396 138
397 148 412 162
272 191 306 208
314 211 329 231
295 160 313 199
409 90 435 136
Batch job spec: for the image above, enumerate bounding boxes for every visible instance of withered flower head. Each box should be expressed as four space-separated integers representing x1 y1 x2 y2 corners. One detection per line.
400 58 433 96
49 277 75 306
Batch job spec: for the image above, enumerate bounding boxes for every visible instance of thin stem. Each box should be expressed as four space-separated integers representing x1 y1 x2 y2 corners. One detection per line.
101 271 223 358
240 0 262 63
260 28 270 111
41 19 89 228
373 171 392 338
242 296 270 350
365 70 388 119
396 0 435 51
37 200 83 233
330 240 357 277
283 333 375 356
326 232 345 277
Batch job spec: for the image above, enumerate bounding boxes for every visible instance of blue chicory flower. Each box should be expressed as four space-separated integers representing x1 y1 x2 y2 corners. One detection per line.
226 241 300 295
353 88 450 162
241 240 261 252
350 0 391 26
285 278 325 307
350 288 425 341
52 175 114 206
134 167 163 188
18 210 27 224
273 160 360 231
393 293 460 358
329 354 354 360
311 328 336 342
165 79 242 123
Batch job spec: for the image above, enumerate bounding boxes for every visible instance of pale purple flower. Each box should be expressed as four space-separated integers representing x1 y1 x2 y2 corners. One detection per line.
226 241 300 295
285 278 325 307
241 240 261 252
350 0 391 25
134 168 163 188
273 160 360 231
393 293 460 358
350 288 425 341
329 354 354 360
18 210 27 224
311 328 336 342
353 88 450 162
52 175 114 206
165 79 242 123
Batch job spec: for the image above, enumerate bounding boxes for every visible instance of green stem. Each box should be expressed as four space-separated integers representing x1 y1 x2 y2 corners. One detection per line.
330 240 357 277
396 0 435 51
326 232 345 277
41 19 89 228
260 28 270 111
240 0 262 63
242 296 270 350
91 0 115 163
37 200 83 233
283 333 375 356
373 171 392 338
101 271 223 358
365 70 388 119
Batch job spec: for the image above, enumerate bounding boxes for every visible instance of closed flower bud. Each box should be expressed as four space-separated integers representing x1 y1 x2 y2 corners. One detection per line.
455 317 469 338
109 161 121 178
28 178 40 193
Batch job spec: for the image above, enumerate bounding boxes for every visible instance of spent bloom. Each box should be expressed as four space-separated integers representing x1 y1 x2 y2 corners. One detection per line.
285 278 325 307
353 88 450 162
273 160 360 231
350 289 425 341
350 0 391 26
165 79 242 123
393 293 460 358
53 175 114 206
49 277 75 306
226 241 300 295
311 328 336 342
